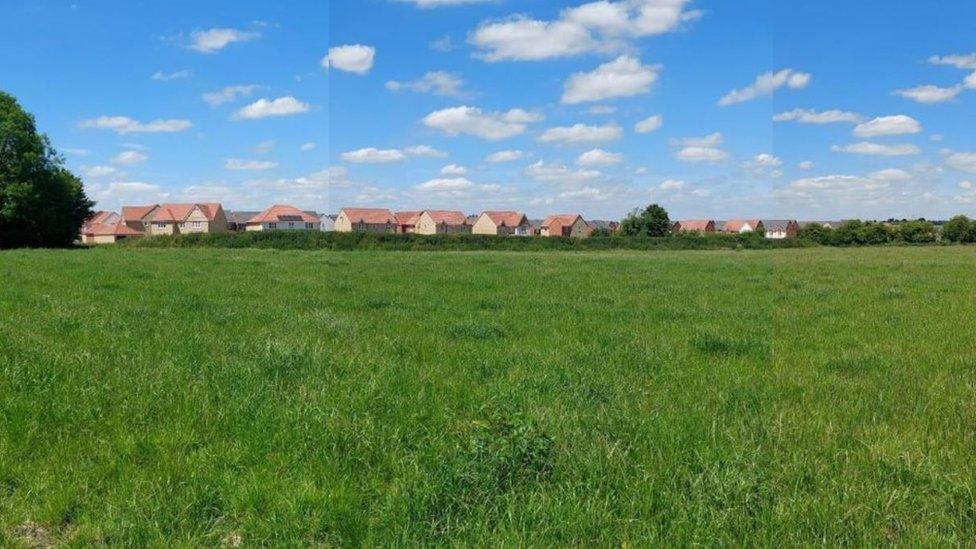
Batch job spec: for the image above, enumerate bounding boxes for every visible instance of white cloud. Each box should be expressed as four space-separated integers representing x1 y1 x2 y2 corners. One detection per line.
677 146 729 162
525 160 601 185
960 181 973 189
561 55 659 104
718 69 811 106
422 106 542 140
111 150 148 165
79 116 192 134
658 179 685 190
415 177 476 191
202 85 259 107
965 72 976 89
300 142 317 151
944 151 976 173
676 132 723 147
577 148 623 166
233 97 311 120
469 0 699 62
188 28 259 53
151 70 190 81
80 165 120 179
225 158 279 170
429 35 455 52
440 164 468 176
853 115 922 137
867 168 912 181
927 53 976 70
893 84 963 104
538 123 622 144
776 168 930 212
773 108 861 124
323 44 376 74
485 150 524 163
742 153 782 176
587 105 617 115
557 186 613 201
635 114 663 133
386 71 466 97
403 145 448 157
798 161 814 170
341 148 407 164
831 142 921 156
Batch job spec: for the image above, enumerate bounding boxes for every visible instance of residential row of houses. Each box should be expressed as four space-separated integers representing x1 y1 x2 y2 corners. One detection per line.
79 203 617 244
81 202 830 244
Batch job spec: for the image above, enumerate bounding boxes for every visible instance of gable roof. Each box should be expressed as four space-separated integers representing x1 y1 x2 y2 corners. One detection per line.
340 207 396 224
541 214 584 229
395 211 422 226
121 205 159 222
85 211 118 226
481 211 527 227
422 210 468 226
675 219 714 231
149 203 222 223
84 221 143 237
762 219 797 232
247 204 320 224
724 219 763 232
228 211 260 224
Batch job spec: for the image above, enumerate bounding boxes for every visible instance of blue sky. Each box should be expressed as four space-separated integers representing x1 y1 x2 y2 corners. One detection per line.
3 1 975 219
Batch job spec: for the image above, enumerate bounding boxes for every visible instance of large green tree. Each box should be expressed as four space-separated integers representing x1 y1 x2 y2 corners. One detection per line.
619 203 671 237
1 91 92 248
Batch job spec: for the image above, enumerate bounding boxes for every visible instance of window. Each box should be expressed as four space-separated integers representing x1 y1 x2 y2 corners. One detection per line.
288 222 294 228
191 221 202 229
306 223 314 229
155 222 166 229
268 223 277 229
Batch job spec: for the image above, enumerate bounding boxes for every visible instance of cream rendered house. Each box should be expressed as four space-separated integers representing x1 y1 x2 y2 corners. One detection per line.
471 211 532 236
539 214 590 238
334 208 396 233
245 205 320 231
145 203 229 236
414 210 470 235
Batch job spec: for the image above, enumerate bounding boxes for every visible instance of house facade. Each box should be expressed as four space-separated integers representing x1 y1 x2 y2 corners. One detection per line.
320 214 336 232
722 219 764 233
414 210 470 235
80 211 143 244
144 203 229 236
540 214 590 238
672 220 716 234
471 211 532 236
121 205 159 232
763 219 799 239
334 208 397 233
395 211 422 234
245 205 320 231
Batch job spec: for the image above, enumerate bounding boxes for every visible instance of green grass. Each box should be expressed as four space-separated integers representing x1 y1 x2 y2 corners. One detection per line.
1 246 974 545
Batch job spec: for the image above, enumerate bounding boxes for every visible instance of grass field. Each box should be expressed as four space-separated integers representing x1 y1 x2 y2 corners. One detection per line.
1 246 975 545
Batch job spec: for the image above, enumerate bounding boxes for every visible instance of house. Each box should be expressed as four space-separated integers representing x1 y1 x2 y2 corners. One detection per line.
540 214 590 238
672 219 716 234
144 203 229 236
121 204 159 232
763 219 799 239
227 211 260 232
80 212 143 244
319 214 336 232
245 205 320 231
471 211 532 236
722 219 764 233
413 210 471 235
395 211 422 234
334 207 397 233
588 220 619 234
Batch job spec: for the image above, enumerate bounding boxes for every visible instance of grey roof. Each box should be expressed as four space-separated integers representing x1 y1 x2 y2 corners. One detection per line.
588 219 618 230
228 211 260 224
762 219 797 231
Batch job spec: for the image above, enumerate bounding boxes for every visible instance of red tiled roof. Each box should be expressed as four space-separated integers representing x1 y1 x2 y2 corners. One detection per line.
423 210 467 226
85 211 117 227
541 214 583 229
121 205 158 222
395 211 422 226
724 219 763 232
149 203 222 223
247 204 320 224
482 211 527 227
84 221 144 237
341 207 396 224
676 220 713 231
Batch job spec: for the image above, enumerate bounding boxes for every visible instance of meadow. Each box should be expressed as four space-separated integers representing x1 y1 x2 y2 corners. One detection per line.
1 246 974 545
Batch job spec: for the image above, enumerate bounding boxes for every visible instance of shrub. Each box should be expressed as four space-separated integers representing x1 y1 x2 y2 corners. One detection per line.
892 220 937 244
619 203 670 237
942 215 976 243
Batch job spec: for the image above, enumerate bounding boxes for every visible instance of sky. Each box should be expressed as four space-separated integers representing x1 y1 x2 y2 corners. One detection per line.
2 1 976 220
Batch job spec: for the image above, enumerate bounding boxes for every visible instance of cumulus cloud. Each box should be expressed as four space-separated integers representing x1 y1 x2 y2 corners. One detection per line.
80 165 120 179
773 108 861 124
386 71 467 97
893 84 963 104
323 44 376 74
635 114 663 133
577 148 623 166
775 168 931 213
188 28 259 53
151 70 190 81
225 158 279 170
202 85 260 106
943 151 976 173
403 145 448 157
233 97 311 120
672 132 728 162
927 53 976 70
561 56 660 104
831 142 921 156
587 105 617 115
469 0 700 62
538 123 622 144
422 106 542 140
742 153 783 177
525 160 601 185
301 142 317 152
440 164 468 176
340 148 407 164
485 150 524 163
111 150 148 165
798 161 815 170
658 179 685 190
853 115 922 137
79 116 192 134
718 69 810 106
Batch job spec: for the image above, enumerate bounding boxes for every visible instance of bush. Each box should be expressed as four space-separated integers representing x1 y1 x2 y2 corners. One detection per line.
619 203 670 237
942 215 976 243
892 220 937 244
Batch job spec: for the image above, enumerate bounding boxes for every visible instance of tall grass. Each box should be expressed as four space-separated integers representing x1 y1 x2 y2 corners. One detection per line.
1 247 974 545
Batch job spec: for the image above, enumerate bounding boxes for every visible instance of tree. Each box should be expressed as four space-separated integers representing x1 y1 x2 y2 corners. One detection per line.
893 220 936 243
1 91 92 248
942 215 976 243
619 203 671 237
